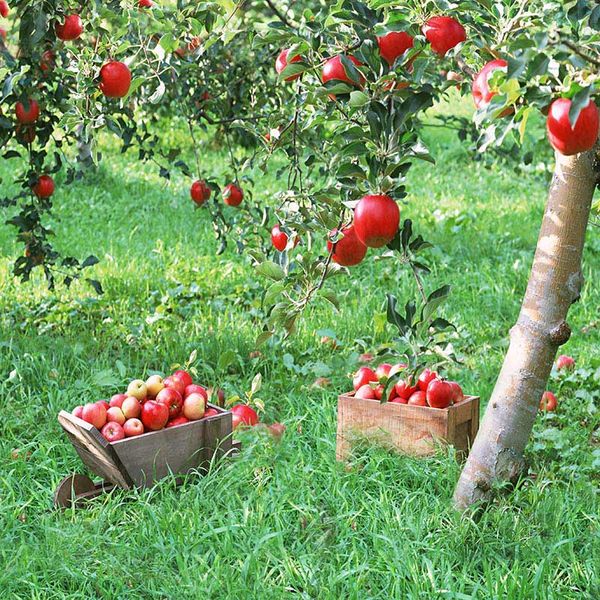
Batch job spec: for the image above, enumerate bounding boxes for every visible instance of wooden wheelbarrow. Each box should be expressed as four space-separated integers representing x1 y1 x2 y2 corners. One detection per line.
54 404 239 509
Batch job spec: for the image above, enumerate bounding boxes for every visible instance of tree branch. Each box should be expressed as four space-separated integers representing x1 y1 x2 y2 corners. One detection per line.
265 0 294 28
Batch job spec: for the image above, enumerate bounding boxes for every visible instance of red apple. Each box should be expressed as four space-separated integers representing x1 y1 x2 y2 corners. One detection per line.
377 31 414 66
355 384 377 400
231 404 259 428
122 396 141 419
321 55 364 87
109 393 128 408
327 225 367 267
156 387 183 419
163 375 186 397
101 421 125 442
422 16 466 57
190 180 211 205
127 379 147 401
166 416 190 428
141 400 169 431
354 194 400 248
546 98 599 156
353 366 378 391
223 183 243 206
145 374 164 398
81 402 107 429
0 2 9 18
275 48 302 81
448 381 465 403
426 378 454 409
55 14 83 41
539 391 557 412
96 400 110 410
106 406 126 426
172 369 193 389
184 384 207 399
15 99 40 124
472 59 508 109
32 175 54 199
407 391 427 406
203 408 219 418
271 225 289 252
138 0 154 7
375 363 393 380
40 50 56 73
394 379 418 401
99 61 132 98
15 125 36 144
182 392 206 420
268 422 286 440
417 368 438 392
72 405 84 419
388 363 408 378
556 354 575 371
123 418 144 437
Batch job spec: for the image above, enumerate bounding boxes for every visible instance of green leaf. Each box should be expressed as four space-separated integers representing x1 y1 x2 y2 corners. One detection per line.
256 261 286 281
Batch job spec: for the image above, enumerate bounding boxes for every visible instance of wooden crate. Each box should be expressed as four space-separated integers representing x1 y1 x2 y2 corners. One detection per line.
336 393 479 460
58 404 233 488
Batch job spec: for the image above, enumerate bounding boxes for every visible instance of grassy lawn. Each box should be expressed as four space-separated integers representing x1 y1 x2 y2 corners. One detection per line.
1 100 599 598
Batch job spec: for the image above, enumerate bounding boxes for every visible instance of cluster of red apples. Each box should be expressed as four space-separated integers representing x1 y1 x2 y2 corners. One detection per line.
272 14 599 262
190 180 244 208
72 369 259 442
352 362 465 409
539 354 576 412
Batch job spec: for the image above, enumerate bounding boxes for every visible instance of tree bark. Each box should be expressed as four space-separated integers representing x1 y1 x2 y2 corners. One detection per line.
453 148 598 510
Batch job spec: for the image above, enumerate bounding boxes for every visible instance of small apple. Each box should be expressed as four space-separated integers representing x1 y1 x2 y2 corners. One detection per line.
109 393 128 408
82 402 107 429
156 387 183 419
353 367 378 391
407 391 427 406
556 355 575 371
127 379 147 401
539 391 558 412
122 396 142 419
99 61 132 98
32 175 54 199
141 400 169 431
355 384 377 400
190 180 211 206
55 14 83 41
184 384 207 399
166 416 190 428
183 392 206 421
172 369 193 389
123 418 144 437
163 375 186 397
145 374 164 398
72 405 84 419
223 183 243 207
106 406 126 426
231 404 259 429
101 421 125 442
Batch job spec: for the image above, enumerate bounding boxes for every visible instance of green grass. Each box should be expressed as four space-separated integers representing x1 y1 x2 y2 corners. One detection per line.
1 101 599 598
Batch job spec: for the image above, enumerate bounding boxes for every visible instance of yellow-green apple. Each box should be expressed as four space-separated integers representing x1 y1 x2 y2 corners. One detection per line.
183 393 206 420
82 402 107 429
127 379 147 400
122 396 141 419
123 418 144 437
106 406 126 425
141 400 169 431
101 421 125 442
156 388 183 419
109 393 128 408
145 374 164 398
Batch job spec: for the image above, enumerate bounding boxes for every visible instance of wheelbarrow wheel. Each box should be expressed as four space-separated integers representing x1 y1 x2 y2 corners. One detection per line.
53 474 96 509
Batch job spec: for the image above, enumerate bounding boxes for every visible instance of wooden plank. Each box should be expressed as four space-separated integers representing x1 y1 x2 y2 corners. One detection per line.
336 393 480 461
58 411 133 489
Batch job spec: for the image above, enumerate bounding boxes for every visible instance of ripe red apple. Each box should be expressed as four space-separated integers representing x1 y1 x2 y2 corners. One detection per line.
163 375 186 397
101 421 125 442
138 0 154 7
106 406 126 426
417 368 438 392
145 374 164 398
141 400 169 431
353 366 378 391
556 354 575 371
426 378 454 409
156 387 183 419
422 16 466 57
32 175 54 199
72 405 84 419
203 408 219 418
268 422 286 440
448 381 465 403
127 379 147 401
96 400 110 410
353 194 400 248
355 384 377 400
123 418 144 437
16 125 36 144
394 379 418 401
55 14 83 41
122 396 141 419
99 61 132 98
275 48 302 81
472 59 508 109
184 384 207 399
377 31 414 66
172 369 193 389
15 99 40 124
388 363 407 378
166 416 190 428
375 363 393 380
321 55 364 87
190 180 211 205
231 404 259 429
183 392 206 420
327 225 367 267
546 98 599 156
539 391 557 412
407 391 427 406
109 393 128 408
81 402 107 429
223 183 243 206
271 225 289 252
0 2 8 18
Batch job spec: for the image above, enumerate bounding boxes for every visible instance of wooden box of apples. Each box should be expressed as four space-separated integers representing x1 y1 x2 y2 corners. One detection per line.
336 363 480 460
57 369 258 496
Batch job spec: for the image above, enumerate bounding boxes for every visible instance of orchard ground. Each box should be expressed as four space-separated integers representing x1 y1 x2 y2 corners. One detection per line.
1 96 599 597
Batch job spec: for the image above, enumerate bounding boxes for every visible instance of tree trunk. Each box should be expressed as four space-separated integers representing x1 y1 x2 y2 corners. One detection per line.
453 148 598 510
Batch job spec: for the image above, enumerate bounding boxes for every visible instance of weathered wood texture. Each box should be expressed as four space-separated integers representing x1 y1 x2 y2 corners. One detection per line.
58 404 233 488
336 393 479 461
